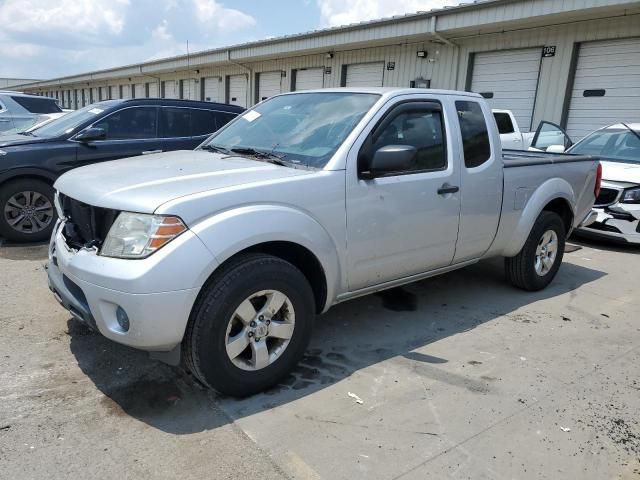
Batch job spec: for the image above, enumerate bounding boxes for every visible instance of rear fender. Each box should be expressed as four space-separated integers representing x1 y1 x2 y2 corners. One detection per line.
502 177 575 257
189 204 342 311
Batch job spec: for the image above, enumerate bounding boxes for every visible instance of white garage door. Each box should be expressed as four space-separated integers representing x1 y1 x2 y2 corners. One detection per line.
471 48 542 133
566 38 640 139
134 83 145 99
181 79 198 100
345 62 384 87
258 71 282 102
203 77 222 102
294 68 324 91
121 84 131 99
91 87 99 103
162 80 177 99
228 75 247 107
148 82 158 98
99 86 108 101
83 88 90 106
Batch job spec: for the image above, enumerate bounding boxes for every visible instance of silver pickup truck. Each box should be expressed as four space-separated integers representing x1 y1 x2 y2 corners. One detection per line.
48 88 600 396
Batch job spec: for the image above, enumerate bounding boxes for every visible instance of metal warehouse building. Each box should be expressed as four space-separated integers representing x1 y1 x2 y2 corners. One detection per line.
19 0 640 139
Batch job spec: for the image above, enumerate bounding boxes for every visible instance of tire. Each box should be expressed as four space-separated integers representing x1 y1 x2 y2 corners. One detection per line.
183 253 315 397
0 179 57 243
505 211 566 291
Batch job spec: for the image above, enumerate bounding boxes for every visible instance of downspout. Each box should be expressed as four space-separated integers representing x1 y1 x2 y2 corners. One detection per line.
429 15 460 89
227 49 253 106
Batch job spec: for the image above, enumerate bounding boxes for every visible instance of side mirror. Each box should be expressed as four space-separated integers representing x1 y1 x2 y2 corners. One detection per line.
545 144 566 154
75 127 106 142
361 145 416 178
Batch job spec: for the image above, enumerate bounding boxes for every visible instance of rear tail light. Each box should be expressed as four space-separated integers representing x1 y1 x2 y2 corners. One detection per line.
594 162 602 199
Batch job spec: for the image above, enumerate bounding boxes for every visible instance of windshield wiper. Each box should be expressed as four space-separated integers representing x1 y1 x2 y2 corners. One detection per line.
200 144 232 154
229 147 289 166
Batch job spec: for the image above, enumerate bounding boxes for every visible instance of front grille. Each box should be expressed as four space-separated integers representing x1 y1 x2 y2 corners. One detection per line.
594 187 621 207
58 193 119 249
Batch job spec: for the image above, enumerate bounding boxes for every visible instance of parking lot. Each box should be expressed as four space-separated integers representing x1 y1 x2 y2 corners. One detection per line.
0 236 638 479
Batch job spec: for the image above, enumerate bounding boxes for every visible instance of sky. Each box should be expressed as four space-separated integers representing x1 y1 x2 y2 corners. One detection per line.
0 0 461 80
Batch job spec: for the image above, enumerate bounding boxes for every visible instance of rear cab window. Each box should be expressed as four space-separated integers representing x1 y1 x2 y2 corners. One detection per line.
493 112 514 134
456 100 491 168
11 96 62 114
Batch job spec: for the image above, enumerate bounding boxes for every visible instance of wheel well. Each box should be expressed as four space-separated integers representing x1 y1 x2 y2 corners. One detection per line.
0 174 54 190
231 241 328 313
542 198 573 233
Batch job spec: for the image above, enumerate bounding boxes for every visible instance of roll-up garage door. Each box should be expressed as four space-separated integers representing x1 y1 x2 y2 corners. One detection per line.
91 87 98 104
470 48 542 133
181 79 198 100
565 38 640 139
162 80 177 99
257 71 282 102
294 68 324 91
99 86 107 101
121 84 131 99
203 77 221 102
228 75 247 107
345 62 384 87
134 83 145 99
148 82 158 98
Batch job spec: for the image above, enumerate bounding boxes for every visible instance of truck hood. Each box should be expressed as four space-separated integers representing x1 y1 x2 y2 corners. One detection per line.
0 134 55 148
601 160 640 185
54 150 312 213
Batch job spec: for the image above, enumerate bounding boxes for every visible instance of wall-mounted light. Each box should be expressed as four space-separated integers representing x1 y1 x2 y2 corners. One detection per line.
326 52 334 59
417 50 427 58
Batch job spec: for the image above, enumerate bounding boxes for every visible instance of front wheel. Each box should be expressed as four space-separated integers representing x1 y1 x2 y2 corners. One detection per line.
183 253 315 397
0 179 57 243
505 211 566 291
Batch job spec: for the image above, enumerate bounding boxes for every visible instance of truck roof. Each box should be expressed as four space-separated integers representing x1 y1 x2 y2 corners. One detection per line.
278 87 483 99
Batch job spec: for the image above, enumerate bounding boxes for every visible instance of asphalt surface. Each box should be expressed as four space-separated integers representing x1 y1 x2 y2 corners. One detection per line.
0 236 638 479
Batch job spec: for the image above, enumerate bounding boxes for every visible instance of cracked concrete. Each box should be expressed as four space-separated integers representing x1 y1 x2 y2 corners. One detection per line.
0 237 638 479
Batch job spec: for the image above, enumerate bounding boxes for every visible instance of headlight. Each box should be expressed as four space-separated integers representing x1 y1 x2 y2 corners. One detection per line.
621 187 640 204
100 212 186 259
54 191 64 219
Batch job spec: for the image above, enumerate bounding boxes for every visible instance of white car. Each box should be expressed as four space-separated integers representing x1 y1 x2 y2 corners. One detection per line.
530 123 640 244
0 111 67 136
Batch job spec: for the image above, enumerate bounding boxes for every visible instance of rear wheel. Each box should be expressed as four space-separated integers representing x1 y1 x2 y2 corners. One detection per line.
0 179 56 243
183 253 315 397
505 211 566 291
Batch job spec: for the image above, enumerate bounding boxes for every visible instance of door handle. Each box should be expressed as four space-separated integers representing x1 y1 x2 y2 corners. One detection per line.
142 150 163 155
437 184 459 195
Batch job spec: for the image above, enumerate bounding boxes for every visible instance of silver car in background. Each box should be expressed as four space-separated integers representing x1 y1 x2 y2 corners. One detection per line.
0 91 63 134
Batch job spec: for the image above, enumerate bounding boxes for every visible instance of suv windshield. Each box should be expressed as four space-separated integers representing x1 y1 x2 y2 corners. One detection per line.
571 127 640 163
202 92 380 168
32 101 120 138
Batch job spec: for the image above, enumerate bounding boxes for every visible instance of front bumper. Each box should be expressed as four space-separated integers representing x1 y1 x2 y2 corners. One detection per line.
47 221 216 351
577 206 640 244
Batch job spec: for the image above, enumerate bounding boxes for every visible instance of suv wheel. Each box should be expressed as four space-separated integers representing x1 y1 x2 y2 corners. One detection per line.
183 253 315 396
0 179 56 243
505 211 566 291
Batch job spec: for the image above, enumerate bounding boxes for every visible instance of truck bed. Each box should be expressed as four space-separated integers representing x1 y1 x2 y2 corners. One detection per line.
502 149 596 168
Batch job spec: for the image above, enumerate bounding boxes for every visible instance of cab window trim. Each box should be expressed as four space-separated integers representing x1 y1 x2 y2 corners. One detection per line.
358 99 449 178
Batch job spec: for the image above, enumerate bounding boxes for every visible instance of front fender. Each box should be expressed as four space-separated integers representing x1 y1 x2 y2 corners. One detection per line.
189 204 342 311
501 177 575 257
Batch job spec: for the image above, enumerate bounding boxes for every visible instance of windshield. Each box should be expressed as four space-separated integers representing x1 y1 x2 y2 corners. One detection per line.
202 92 380 168
32 102 119 138
570 128 640 163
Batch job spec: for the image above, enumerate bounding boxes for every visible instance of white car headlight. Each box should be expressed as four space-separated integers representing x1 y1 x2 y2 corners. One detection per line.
621 187 640 204
100 212 187 259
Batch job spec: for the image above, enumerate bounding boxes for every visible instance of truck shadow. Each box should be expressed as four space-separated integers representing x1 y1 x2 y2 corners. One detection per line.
68 257 606 435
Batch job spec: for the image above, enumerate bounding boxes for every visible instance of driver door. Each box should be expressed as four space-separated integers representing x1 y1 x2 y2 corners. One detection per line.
345 100 461 291
75 106 162 167
530 121 573 152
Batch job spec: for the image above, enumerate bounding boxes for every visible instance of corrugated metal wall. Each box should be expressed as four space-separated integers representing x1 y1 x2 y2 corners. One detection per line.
42 10 640 130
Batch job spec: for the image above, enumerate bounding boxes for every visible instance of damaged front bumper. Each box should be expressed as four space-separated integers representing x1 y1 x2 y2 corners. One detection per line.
577 204 640 244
